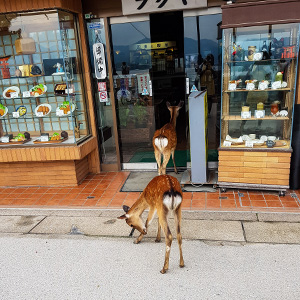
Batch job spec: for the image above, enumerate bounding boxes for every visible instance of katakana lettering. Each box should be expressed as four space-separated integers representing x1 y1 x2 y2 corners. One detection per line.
136 0 187 10
136 0 148 10
96 57 103 65
97 66 103 73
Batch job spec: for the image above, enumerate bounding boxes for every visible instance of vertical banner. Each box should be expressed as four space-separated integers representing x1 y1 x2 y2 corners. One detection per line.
93 43 107 79
137 73 150 95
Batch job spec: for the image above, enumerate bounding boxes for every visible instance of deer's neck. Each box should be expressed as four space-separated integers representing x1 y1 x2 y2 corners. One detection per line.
170 113 177 127
129 195 148 216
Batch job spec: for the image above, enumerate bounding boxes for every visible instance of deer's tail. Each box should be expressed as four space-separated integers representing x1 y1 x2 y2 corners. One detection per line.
154 135 168 152
162 189 182 210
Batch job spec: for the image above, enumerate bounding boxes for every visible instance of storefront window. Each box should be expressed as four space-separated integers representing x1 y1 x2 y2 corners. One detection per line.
86 19 118 164
0 10 90 145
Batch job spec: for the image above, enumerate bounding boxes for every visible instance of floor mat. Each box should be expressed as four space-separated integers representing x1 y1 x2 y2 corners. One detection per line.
128 149 218 166
121 171 217 192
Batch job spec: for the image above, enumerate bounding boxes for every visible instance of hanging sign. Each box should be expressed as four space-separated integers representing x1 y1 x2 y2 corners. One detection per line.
93 43 107 80
121 0 207 16
88 22 103 29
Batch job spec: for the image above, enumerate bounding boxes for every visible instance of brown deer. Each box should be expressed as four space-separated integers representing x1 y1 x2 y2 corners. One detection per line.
118 175 184 274
153 101 184 175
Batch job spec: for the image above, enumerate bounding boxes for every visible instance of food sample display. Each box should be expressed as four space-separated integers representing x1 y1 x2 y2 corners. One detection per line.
218 21 299 192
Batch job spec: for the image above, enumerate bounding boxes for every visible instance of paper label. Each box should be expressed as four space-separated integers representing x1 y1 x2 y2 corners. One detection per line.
40 135 49 142
36 112 43 117
12 112 19 118
65 88 74 94
223 141 232 147
23 91 30 98
56 110 64 116
241 111 251 119
10 92 18 98
245 141 254 148
2 136 9 143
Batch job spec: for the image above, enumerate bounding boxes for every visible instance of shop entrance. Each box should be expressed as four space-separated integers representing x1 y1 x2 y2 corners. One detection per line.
109 11 221 171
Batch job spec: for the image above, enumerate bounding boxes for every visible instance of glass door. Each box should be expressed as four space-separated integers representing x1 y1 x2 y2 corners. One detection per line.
183 12 222 165
110 17 156 169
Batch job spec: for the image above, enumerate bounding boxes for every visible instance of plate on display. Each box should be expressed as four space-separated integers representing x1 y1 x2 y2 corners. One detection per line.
15 105 27 117
30 84 47 97
0 104 8 118
56 101 76 116
3 86 20 99
35 104 51 117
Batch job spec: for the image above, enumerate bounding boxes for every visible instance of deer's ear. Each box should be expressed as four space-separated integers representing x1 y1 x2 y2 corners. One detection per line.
178 100 184 108
123 205 130 213
117 214 127 219
166 101 171 108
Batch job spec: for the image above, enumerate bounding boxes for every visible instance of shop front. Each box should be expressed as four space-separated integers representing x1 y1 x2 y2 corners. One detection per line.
0 0 100 186
83 0 223 177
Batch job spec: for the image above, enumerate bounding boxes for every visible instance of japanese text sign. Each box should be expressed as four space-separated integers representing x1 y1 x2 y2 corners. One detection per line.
122 0 207 15
93 43 107 80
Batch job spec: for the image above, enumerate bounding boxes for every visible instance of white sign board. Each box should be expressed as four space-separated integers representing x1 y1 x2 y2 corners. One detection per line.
122 0 207 15
137 73 150 94
93 43 107 80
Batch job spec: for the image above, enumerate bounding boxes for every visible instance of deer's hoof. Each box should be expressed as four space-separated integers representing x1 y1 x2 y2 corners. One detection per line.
155 238 161 243
180 263 185 268
160 268 167 274
133 240 140 244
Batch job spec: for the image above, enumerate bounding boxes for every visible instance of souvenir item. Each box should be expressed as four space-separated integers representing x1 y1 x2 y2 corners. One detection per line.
248 46 256 60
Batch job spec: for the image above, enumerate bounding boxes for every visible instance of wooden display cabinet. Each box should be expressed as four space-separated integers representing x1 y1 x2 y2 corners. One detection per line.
218 23 300 195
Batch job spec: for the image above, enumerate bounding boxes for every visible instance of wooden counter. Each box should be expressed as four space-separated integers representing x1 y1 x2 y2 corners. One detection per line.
0 137 97 186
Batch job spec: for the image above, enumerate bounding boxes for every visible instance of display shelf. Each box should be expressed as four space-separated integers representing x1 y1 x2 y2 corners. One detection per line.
222 115 289 121
224 88 291 93
219 21 299 192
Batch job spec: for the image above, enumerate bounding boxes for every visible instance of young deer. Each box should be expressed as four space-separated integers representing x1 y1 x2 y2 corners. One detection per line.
153 101 184 175
118 175 184 274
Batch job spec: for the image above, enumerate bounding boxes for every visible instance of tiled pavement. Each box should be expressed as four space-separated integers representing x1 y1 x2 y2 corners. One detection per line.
0 171 300 212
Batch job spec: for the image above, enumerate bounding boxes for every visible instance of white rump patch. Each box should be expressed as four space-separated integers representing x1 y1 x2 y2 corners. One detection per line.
163 194 182 210
154 137 168 151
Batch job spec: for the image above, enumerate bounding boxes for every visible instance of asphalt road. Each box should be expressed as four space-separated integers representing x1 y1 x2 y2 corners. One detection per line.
1 234 300 300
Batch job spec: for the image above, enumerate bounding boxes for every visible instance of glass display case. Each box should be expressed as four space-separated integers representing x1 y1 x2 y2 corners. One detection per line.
221 24 299 149
218 23 300 193
0 10 90 146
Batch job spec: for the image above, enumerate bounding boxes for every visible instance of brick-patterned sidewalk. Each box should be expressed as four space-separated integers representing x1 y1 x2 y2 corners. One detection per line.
0 171 300 212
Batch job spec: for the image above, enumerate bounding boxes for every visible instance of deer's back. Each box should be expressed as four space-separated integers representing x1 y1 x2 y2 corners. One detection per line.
142 175 182 209
152 123 177 150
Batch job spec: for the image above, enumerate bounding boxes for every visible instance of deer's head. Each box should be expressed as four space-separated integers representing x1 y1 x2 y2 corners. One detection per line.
118 205 147 235
166 101 184 124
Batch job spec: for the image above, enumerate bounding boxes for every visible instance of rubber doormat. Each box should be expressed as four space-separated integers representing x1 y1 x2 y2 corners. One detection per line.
121 171 217 192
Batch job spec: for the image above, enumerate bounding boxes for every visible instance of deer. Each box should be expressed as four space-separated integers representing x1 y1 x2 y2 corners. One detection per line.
153 101 184 175
118 175 184 274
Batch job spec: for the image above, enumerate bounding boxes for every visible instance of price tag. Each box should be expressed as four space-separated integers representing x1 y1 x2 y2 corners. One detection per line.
23 91 31 98
223 141 232 147
65 89 74 94
56 110 64 116
40 135 49 142
245 140 254 148
36 112 43 117
12 112 19 118
241 111 251 119
10 92 18 98
2 136 9 143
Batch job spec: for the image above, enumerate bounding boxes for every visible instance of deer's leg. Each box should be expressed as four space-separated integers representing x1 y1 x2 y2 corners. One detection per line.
174 206 184 268
154 148 162 175
134 207 156 244
155 221 161 243
171 149 178 174
161 151 171 175
158 209 172 274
